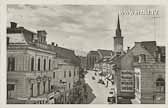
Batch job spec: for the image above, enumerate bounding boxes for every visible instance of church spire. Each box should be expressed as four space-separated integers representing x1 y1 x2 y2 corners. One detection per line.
116 14 121 36
117 14 121 30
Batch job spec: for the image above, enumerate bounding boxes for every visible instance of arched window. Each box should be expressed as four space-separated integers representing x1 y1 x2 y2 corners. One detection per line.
31 57 34 71
44 59 46 71
69 71 71 77
64 71 66 78
49 59 51 70
156 77 165 93
38 58 40 71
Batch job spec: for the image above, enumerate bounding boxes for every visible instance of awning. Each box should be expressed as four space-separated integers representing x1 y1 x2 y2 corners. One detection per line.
7 98 26 104
106 74 113 80
30 94 48 101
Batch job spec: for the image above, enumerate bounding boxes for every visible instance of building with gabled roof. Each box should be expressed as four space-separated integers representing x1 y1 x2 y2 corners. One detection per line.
7 22 81 104
7 22 56 104
112 40 165 104
86 50 99 69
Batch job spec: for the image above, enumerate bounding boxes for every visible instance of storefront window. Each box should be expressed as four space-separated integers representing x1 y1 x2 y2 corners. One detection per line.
156 78 165 93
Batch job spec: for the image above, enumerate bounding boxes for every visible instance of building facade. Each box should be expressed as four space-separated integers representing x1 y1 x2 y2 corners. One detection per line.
52 57 80 104
86 51 99 70
133 45 165 104
7 22 82 104
113 41 165 104
7 22 56 103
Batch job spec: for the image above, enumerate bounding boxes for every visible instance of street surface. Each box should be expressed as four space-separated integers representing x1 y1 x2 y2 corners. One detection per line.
85 70 112 104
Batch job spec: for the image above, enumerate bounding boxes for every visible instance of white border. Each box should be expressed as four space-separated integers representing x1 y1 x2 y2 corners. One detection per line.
1 0 168 108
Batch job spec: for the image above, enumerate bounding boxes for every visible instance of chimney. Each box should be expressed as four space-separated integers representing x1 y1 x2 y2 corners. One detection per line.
37 30 47 43
55 44 58 47
51 42 55 46
10 22 17 28
37 30 47 37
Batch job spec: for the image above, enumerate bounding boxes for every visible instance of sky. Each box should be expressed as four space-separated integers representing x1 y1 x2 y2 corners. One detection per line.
7 5 165 56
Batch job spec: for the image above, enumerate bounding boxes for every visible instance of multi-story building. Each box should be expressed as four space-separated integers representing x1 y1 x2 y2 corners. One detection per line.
132 43 165 104
113 41 165 104
50 43 81 104
7 22 82 104
78 56 87 71
7 22 56 104
86 51 99 69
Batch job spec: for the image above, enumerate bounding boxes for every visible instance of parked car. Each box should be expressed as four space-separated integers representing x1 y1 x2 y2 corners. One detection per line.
107 91 115 104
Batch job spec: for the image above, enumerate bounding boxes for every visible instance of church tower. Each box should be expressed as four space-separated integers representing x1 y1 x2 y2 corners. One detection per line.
114 15 123 55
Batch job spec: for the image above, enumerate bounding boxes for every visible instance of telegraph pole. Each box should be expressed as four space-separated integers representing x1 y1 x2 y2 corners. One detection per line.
152 15 160 42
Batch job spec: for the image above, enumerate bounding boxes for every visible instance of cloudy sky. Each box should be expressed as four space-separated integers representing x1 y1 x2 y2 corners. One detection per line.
7 5 165 55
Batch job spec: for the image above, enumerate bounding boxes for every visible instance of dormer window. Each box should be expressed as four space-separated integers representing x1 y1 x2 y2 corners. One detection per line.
138 54 146 63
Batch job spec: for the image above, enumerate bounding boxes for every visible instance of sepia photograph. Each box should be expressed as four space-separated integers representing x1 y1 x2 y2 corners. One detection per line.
6 4 165 104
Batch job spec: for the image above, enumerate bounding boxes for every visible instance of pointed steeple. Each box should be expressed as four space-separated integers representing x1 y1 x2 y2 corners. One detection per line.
117 14 121 30
116 14 121 37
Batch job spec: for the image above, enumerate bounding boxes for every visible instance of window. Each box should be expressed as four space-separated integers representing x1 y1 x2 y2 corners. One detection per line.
53 72 55 79
30 84 33 97
43 82 46 93
49 59 51 70
139 54 146 63
161 55 165 63
31 57 34 71
64 71 66 78
8 57 15 71
156 78 165 93
7 84 15 98
37 83 40 96
44 59 46 71
69 71 71 77
74 71 76 77
38 58 40 71
7 84 15 91
69 83 71 89
136 77 139 90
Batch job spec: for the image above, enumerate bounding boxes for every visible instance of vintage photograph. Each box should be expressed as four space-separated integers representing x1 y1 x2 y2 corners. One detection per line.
7 5 165 104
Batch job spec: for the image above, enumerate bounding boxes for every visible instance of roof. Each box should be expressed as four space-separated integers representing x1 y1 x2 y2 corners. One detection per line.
139 41 157 56
7 26 36 34
51 45 80 66
109 54 124 65
7 25 55 53
88 51 99 55
157 46 165 56
97 49 114 58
